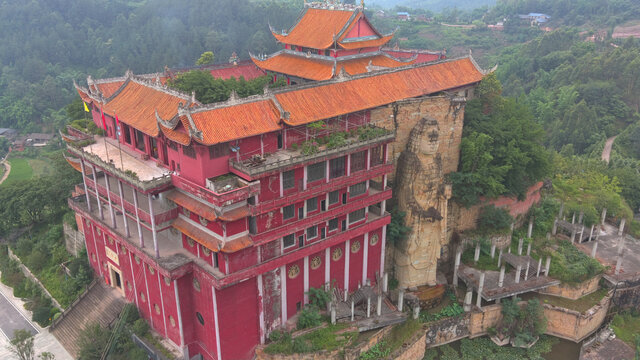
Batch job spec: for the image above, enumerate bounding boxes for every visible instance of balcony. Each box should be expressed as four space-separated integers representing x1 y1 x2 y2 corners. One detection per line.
230 126 395 179
67 136 172 192
172 173 260 208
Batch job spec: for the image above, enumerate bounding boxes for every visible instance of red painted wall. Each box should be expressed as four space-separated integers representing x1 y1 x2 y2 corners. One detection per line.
344 17 377 38
348 234 364 290
285 258 304 318
308 250 325 290
329 242 346 290
217 277 260 360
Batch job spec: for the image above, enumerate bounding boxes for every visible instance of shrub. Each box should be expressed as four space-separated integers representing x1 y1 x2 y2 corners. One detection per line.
292 337 311 353
326 132 347 149
306 287 331 309
32 305 53 326
477 205 513 234
296 306 322 330
132 319 149 337
268 330 283 342
121 303 140 325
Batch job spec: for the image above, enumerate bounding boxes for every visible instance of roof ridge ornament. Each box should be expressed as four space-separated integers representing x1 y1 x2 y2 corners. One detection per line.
335 66 350 81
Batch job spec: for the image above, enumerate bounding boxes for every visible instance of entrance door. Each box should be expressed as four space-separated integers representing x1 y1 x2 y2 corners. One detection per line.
108 264 124 295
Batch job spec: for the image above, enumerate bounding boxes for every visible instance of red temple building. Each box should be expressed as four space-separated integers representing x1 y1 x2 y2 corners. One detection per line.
66 3 484 360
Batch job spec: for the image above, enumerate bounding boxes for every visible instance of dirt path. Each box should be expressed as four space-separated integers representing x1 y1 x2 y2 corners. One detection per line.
601 136 617 163
0 159 10 185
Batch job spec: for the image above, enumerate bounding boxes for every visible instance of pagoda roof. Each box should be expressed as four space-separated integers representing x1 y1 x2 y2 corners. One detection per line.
271 5 392 50
80 56 488 147
250 50 416 81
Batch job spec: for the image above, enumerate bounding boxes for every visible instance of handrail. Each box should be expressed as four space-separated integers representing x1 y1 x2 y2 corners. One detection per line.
230 128 395 176
67 144 172 192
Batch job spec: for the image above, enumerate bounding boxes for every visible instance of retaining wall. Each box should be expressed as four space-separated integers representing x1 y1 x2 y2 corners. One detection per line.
539 275 602 300
543 291 612 342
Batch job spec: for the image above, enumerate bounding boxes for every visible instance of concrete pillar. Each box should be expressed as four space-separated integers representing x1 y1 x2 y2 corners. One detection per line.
366 297 371 318
377 295 382 316
491 244 496 259
133 188 144 248
474 242 480 263
579 225 585 243
601 208 607 225
559 201 564 218
526 243 531 256
536 258 542 277
571 226 576 244
547 232 551 241
497 249 503 267
91 165 103 220
552 218 558 235
591 240 598 259
453 249 461 287
383 273 388 293
498 266 505 287
572 212 576 224
615 238 624 276
397 289 404 312
527 217 533 238
80 160 92 212
476 272 485 308
589 225 594 242
148 194 159 258
518 238 523 255
331 305 336 324
351 301 354 321
618 218 626 236
463 290 472 312
515 265 521 284
413 306 420 320
117 180 130 237
615 256 623 275
524 259 530 281
579 211 584 224
104 173 116 229
545 257 551 277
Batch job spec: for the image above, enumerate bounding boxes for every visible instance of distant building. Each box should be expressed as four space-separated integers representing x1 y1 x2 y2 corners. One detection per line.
0 128 18 140
26 133 54 147
396 11 410 21
518 13 550 25
488 22 504 31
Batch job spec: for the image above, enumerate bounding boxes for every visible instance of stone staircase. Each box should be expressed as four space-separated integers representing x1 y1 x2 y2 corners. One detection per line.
51 280 126 358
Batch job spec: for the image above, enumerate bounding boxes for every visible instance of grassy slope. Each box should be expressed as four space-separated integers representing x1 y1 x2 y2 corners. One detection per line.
3 157 33 185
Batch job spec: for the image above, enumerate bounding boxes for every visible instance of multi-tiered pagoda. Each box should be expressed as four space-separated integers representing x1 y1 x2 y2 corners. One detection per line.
66 2 484 359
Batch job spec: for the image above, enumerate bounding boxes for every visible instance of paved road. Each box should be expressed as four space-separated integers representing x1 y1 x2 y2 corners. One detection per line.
0 288 38 341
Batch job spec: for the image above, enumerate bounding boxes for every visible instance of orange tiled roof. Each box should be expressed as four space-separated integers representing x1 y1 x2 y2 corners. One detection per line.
102 79 190 137
172 217 221 252
218 206 250 222
64 155 92 174
338 34 394 50
339 54 415 75
275 57 484 126
272 8 356 49
166 191 217 221
189 100 282 146
94 81 125 98
159 117 191 146
252 52 414 81
251 53 334 81
172 217 253 253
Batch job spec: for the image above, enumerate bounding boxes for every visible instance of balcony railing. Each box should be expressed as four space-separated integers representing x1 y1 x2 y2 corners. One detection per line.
172 174 260 208
230 126 395 178
67 143 172 192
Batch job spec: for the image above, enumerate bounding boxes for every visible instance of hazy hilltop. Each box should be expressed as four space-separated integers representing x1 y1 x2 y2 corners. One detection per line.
368 0 496 12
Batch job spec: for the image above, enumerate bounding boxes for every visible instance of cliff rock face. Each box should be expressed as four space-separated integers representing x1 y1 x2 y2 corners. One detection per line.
372 93 468 288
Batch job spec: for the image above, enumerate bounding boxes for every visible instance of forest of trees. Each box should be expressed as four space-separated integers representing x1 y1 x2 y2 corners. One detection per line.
0 0 301 132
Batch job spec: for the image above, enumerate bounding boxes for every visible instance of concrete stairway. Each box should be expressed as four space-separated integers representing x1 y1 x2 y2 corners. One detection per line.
51 281 125 358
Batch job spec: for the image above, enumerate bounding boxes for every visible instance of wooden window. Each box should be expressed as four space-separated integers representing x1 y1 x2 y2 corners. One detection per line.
350 150 366 173
349 181 367 197
282 205 295 220
283 234 295 249
150 137 158 158
329 157 345 179
329 190 340 205
307 162 325 183
168 141 177 151
209 144 229 158
306 225 317 240
348 208 366 224
306 197 318 213
370 145 384 167
135 130 146 152
183 144 196 159
123 124 131 144
282 170 295 190
328 218 338 231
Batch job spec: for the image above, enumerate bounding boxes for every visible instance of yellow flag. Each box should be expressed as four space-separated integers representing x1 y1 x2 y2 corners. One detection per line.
83 102 90 112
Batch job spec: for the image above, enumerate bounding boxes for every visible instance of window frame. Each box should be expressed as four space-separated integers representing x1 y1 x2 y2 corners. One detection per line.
282 170 295 190
349 181 367 198
328 190 340 205
328 218 339 232
282 204 295 221
306 197 318 213
307 162 326 183
329 156 345 179
306 225 318 240
348 208 366 224
350 150 367 173
283 234 296 249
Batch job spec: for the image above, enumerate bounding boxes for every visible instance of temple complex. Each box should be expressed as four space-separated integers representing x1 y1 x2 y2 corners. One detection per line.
65 2 486 359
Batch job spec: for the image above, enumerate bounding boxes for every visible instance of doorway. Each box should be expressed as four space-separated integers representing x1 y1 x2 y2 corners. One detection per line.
108 263 124 295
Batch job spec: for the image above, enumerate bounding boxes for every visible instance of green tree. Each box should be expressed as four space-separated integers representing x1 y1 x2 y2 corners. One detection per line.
8 329 35 360
196 51 215 66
